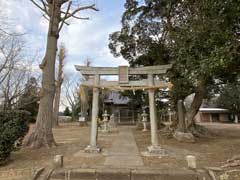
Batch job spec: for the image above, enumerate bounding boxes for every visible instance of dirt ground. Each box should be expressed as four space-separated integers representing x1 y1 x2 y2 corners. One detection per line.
134 122 240 179
1 122 240 180
0 122 118 180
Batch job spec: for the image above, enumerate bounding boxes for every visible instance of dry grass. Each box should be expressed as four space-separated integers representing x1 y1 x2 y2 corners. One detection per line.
134 123 240 180
1 122 240 180
0 122 117 180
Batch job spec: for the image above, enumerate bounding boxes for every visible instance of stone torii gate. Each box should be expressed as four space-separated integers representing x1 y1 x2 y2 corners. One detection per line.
75 65 172 154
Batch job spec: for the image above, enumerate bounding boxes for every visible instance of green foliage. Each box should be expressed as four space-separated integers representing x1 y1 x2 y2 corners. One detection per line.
109 0 240 110
121 90 147 111
63 107 71 116
171 0 239 78
169 0 240 107
18 77 39 122
0 111 29 165
109 0 177 109
217 82 240 114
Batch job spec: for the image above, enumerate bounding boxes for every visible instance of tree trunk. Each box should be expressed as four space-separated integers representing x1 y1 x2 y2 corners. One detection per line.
185 80 206 129
53 84 61 127
176 99 186 132
80 85 90 121
53 45 65 127
26 1 61 148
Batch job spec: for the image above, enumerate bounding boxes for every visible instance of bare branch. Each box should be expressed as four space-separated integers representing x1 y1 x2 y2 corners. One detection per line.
0 28 26 36
64 4 98 21
61 11 90 20
70 16 89 20
41 0 49 16
61 0 69 5
42 14 70 26
42 14 50 21
30 0 48 16
63 21 70 26
58 3 98 32
0 28 10 35
58 1 72 33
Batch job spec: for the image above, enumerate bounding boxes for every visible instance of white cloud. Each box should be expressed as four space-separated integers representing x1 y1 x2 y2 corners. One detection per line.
15 25 25 34
4 0 129 111
59 14 128 72
7 0 128 71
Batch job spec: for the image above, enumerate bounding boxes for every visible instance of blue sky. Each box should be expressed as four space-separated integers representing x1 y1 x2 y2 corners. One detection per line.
6 0 129 75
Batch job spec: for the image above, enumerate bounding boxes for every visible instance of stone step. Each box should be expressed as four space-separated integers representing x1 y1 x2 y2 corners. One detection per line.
50 168 209 180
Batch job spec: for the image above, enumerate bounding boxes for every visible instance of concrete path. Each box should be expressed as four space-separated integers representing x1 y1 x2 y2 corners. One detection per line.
104 126 144 168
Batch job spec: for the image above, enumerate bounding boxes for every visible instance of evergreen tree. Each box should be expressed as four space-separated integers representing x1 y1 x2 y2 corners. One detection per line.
109 0 240 132
217 82 240 115
63 107 71 116
18 77 39 122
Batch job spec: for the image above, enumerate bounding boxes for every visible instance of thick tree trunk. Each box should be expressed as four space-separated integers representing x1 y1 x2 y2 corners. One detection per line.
185 80 206 129
173 81 206 142
26 2 61 148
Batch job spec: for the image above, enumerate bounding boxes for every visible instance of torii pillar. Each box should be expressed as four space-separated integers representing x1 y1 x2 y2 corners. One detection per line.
85 74 101 153
147 74 164 154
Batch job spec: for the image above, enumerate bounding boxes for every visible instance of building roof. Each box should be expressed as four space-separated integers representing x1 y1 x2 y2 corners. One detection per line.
199 108 229 113
104 92 129 105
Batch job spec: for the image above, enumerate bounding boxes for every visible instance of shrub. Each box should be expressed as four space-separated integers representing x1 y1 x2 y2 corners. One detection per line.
63 107 71 116
0 111 29 165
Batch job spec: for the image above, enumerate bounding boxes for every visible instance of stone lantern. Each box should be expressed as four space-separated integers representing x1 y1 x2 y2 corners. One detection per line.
102 110 110 133
141 110 148 132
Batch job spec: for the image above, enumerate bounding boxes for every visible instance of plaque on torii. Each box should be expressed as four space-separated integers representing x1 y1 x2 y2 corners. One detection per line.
75 64 172 154
118 66 129 84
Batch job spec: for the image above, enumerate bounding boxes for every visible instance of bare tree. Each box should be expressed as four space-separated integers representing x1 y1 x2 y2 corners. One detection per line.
0 57 37 111
0 35 31 111
0 1 26 37
80 58 92 121
52 43 66 127
26 0 98 148
0 1 10 36
0 36 23 85
62 75 80 120
1 69 25 110
0 3 39 112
